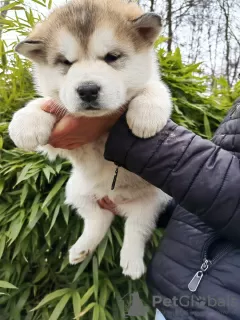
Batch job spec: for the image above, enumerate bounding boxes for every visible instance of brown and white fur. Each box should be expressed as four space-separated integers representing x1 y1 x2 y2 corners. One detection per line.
8 0 172 279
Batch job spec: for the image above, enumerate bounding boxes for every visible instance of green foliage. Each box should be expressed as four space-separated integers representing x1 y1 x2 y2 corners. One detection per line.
155 38 240 139
1 2 240 320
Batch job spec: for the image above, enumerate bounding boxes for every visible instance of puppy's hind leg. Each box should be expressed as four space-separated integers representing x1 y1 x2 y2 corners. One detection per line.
68 198 114 264
119 192 166 280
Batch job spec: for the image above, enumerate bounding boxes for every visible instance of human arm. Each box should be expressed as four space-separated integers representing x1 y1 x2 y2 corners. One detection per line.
104 114 240 245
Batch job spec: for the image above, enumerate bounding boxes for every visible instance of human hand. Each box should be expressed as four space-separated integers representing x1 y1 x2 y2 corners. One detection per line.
41 100 125 149
97 196 117 214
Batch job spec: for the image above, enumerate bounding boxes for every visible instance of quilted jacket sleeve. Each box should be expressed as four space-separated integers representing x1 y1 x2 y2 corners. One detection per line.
104 113 240 245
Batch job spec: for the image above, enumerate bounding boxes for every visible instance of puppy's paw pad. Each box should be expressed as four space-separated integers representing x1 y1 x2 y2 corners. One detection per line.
69 247 90 265
122 259 146 280
120 251 146 280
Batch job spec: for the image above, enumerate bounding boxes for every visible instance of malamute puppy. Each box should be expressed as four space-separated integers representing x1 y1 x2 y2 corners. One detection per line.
9 0 172 279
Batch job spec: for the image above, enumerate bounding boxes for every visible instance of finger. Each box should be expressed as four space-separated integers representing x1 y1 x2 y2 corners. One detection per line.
98 199 110 209
49 131 83 145
97 200 117 214
102 198 110 207
50 137 84 145
102 197 116 210
51 115 79 135
97 199 105 209
103 196 114 205
41 100 67 121
48 141 81 150
101 196 108 203
65 144 82 150
41 100 59 114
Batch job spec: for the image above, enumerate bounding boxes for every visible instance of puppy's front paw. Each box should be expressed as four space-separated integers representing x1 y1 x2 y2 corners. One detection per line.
127 95 169 139
120 248 146 280
8 98 56 151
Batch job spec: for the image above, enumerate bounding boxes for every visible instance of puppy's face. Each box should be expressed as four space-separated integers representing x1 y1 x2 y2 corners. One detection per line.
16 0 161 115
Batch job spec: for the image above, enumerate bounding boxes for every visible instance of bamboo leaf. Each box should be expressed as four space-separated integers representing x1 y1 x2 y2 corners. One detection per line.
77 302 96 318
72 291 81 320
16 163 33 185
105 310 114 320
93 256 99 300
204 113 212 139
99 282 109 308
97 235 108 265
0 281 17 289
45 204 61 236
31 288 70 311
59 256 69 273
111 227 123 246
41 176 67 208
80 286 94 306
93 304 100 320
33 268 48 284
7 210 25 244
30 0 46 7
16 288 31 313
99 306 107 320
0 136 3 150
0 235 6 259
48 0 53 9
0 1 24 12
49 293 71 320
20 183 28 206
61 204 70 225
73 254 92 282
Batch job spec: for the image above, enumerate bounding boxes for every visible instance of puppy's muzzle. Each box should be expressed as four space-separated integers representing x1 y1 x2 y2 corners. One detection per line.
77 82 101 105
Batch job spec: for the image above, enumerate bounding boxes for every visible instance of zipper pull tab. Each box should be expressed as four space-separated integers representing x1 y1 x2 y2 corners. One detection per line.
188 259 211 292
188 271 203 292
111 166 119 190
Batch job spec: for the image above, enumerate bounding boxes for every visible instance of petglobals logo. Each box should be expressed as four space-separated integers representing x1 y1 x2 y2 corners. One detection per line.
127 292 148 317
152 295 238 310
117 292 149 318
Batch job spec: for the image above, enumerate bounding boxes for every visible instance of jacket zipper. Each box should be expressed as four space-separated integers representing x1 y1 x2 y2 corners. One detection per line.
188 236 234 292
188 258 211 292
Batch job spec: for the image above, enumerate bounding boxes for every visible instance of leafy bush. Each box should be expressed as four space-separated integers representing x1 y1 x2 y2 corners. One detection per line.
157 40 240 139
1 2 240 320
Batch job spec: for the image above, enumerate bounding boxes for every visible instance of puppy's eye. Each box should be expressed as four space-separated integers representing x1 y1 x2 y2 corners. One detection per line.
104 53 121 63
60 59 73 66
55 55 74 67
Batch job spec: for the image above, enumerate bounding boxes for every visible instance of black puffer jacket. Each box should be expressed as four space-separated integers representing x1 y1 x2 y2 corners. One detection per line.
105 98 240 320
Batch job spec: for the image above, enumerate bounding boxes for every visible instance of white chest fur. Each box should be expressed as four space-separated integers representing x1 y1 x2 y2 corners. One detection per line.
42 135 158 216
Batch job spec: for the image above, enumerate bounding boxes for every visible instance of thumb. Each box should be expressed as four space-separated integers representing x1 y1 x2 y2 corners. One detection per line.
41 100 67 121
52 115 76 134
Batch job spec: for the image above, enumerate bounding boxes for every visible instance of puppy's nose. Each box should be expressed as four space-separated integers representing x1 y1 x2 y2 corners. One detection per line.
77 82 100 103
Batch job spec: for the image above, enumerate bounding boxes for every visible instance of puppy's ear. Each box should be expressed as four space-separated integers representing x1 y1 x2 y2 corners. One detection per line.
15 23 46 62
132 13 162 44
15 39 45 62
